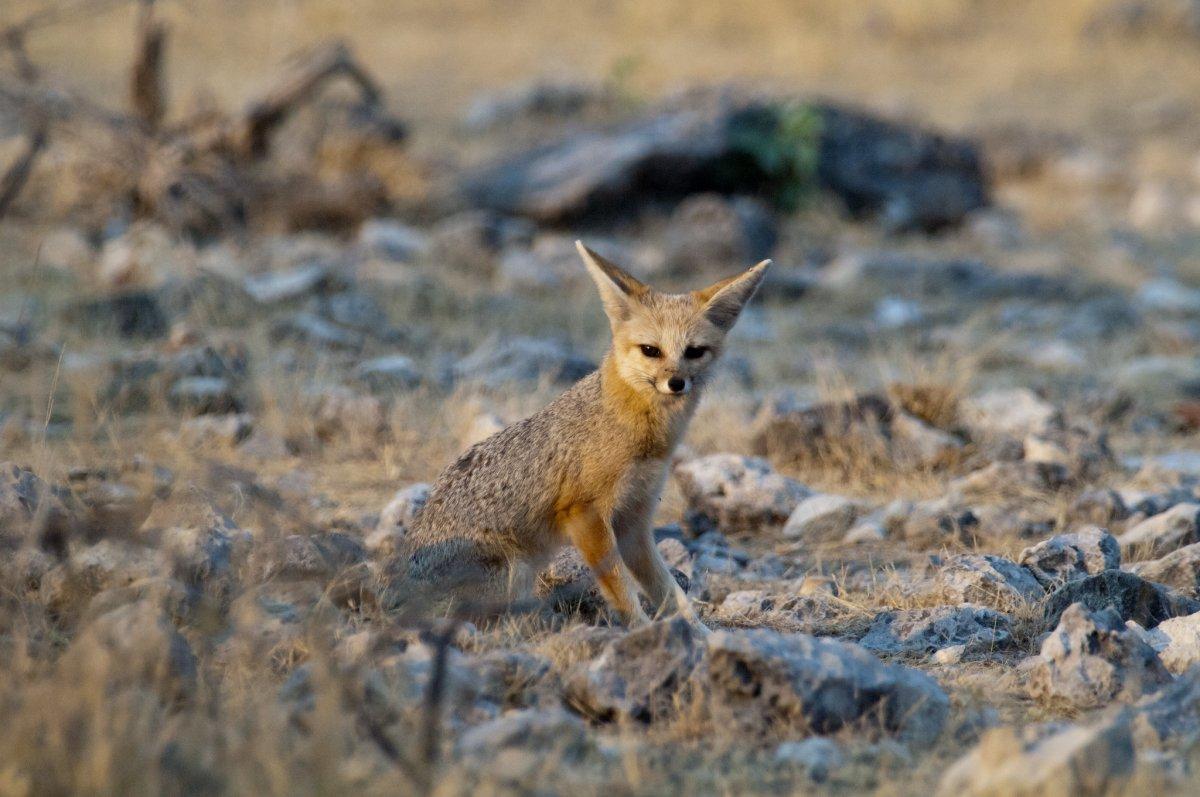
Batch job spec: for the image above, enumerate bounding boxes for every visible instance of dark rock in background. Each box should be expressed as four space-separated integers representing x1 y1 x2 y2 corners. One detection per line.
460 95 988 232
67 290 169 339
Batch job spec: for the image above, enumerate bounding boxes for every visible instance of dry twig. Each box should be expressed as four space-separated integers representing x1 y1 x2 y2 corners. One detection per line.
0 124 47 219
238 40 384 158
129 0 167 132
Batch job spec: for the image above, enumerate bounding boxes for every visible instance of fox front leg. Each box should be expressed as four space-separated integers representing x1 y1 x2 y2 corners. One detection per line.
613 500 710 635
561 504 650 628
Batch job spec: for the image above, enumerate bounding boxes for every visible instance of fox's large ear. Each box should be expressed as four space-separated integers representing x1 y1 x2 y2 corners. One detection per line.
695 260 772 331
576 241 649 324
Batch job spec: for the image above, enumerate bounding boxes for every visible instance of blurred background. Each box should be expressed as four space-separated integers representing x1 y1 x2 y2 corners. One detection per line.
3 0 1200 468
5 2 1200 794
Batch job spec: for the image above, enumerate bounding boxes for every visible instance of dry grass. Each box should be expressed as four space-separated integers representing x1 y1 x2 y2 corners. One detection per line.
0 345 1064 797
4 0 1200 794
0 235 1185 794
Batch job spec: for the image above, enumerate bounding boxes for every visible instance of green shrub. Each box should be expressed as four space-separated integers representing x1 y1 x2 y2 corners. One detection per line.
726 101 823 211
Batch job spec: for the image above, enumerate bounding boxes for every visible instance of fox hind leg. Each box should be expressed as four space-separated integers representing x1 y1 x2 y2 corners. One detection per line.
403 537 514 617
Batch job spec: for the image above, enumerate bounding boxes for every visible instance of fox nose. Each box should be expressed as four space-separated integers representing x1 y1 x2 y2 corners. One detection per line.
667 376 686 393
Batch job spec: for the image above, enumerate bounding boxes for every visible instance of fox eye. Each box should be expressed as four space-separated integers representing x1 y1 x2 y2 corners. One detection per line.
639 345 662 358
683 345 708 360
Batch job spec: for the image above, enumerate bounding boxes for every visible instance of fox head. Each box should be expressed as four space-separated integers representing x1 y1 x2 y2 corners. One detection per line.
576 241 770 400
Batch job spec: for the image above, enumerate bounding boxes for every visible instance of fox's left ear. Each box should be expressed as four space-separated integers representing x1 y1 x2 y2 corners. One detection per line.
696 260 772 331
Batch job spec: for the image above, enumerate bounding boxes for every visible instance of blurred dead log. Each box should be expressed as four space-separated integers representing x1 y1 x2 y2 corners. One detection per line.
1 0 405 237
126 39 400 236
126 40 398 237
236 40 384 158
129 0 166 132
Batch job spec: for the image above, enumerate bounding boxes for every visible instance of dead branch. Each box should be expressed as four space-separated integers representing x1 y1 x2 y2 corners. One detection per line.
3 26 38 82
420 620 457 771
0 9 48 220
129 0 166 132
0 124 48 219
238 41 383 158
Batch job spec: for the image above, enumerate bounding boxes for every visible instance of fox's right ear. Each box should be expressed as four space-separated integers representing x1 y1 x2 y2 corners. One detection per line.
576 241 648 324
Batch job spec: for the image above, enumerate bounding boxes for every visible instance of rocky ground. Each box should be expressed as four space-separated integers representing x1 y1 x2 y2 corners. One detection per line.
6 1 1200 795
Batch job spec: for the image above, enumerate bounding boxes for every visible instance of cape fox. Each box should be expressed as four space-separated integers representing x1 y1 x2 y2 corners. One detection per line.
402 242 770 629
